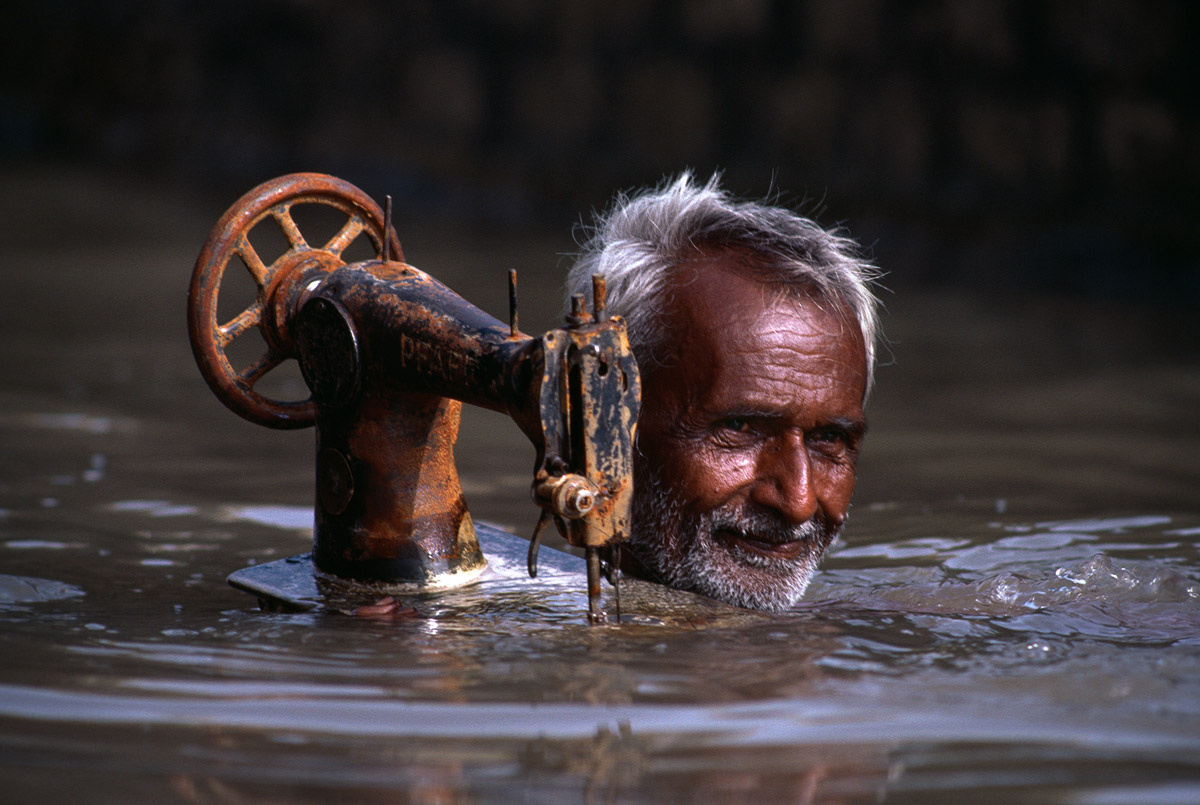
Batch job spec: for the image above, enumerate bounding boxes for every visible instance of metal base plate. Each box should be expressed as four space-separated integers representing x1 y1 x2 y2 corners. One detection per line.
227 521 578 614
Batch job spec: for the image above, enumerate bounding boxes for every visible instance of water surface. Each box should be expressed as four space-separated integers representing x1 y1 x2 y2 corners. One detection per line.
1 167 1197 803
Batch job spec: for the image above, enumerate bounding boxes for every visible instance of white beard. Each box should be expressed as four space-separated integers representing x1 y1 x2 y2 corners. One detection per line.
628 465 839 612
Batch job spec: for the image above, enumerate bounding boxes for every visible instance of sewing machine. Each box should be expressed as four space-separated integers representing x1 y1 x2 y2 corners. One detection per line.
187 173 640 623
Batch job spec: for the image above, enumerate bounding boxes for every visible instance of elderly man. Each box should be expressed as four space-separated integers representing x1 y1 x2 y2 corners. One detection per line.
565 173 880 612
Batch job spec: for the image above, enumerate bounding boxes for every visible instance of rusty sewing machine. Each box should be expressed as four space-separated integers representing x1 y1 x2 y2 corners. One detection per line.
187 173 640 623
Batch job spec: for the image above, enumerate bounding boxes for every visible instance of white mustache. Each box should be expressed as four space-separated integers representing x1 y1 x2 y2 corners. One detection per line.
705 507 825 549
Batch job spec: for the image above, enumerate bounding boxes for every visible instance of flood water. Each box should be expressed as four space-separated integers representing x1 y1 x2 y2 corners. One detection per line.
2 166 1198 803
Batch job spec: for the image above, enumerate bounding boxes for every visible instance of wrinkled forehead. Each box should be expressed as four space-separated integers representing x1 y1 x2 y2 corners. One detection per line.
666 249 863 349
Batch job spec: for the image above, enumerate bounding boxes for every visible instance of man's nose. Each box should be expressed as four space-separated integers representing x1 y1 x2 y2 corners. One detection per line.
749 433 818 525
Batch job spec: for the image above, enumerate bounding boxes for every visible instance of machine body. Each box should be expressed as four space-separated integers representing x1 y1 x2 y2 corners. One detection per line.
187 174 640 622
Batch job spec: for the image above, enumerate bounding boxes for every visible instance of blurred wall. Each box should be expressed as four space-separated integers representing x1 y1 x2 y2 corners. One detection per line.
1 0 1195 300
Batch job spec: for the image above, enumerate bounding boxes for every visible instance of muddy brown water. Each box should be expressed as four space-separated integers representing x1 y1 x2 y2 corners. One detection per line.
1 166 1198 803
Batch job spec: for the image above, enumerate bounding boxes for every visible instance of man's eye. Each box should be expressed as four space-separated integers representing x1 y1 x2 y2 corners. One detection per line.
806 427 844 446
710 417 758 446
808 428 848 449
720 417 752 434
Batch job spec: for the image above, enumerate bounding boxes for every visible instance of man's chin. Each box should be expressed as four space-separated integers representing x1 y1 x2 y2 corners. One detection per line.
628 466 835 612
670 530 822 612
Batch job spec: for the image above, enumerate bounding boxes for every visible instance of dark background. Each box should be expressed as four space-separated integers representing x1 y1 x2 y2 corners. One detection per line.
2 0 1196 304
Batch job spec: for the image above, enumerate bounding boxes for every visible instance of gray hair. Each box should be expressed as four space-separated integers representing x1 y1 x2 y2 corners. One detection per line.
565 172 882 397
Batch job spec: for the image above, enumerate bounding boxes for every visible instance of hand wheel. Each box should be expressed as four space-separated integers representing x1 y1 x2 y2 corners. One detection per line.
187 173 402 429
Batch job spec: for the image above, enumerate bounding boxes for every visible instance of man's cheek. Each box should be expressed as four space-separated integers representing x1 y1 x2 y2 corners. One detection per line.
689 452 756 504
817 465 859 521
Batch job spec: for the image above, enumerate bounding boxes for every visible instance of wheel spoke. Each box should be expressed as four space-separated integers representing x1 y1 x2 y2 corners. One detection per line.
238 350 284 389
272 205 308 250
323 214 366 257
218 302 263 347
235 237 270 287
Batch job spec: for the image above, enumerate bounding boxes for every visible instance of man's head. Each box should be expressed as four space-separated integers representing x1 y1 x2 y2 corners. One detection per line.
566 173 880 611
